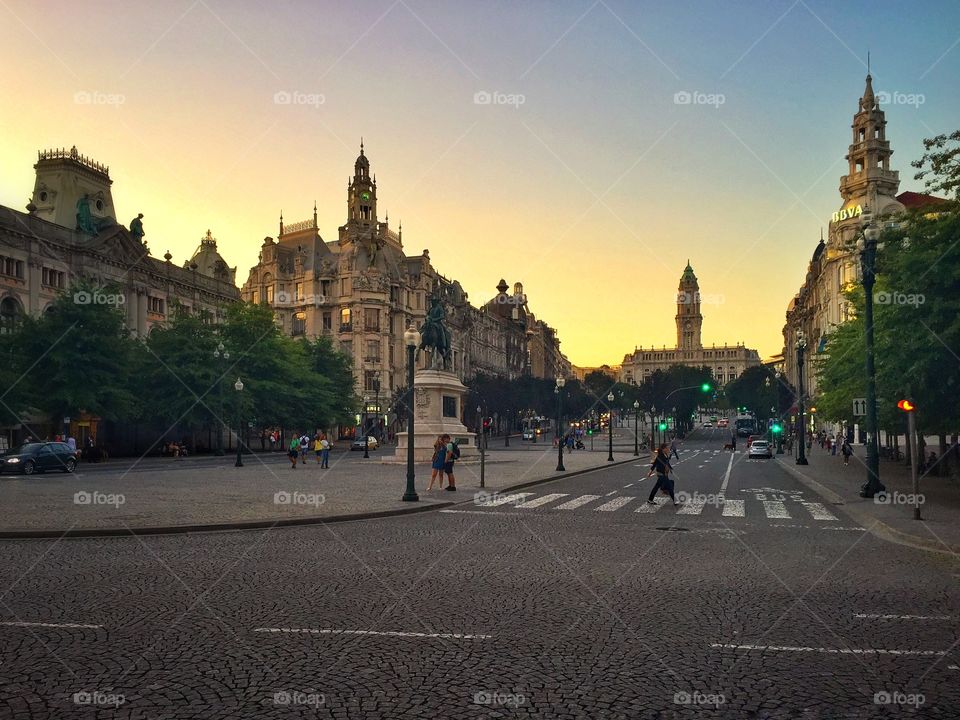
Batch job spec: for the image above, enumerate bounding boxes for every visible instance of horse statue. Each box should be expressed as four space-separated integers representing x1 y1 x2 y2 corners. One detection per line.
418 295 452 370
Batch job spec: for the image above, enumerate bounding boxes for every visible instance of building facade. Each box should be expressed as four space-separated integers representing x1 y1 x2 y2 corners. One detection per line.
239 145 570 407
619 262 761 385
781 74 914 399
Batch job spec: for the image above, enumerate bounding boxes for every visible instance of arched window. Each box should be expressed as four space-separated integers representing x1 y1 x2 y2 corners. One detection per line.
0 296 24 334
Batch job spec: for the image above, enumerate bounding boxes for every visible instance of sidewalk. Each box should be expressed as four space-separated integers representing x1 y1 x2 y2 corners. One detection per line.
0 443 637 537
775 442 960 556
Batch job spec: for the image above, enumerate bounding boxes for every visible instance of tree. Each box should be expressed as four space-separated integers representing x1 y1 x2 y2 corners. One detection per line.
912 129 960 200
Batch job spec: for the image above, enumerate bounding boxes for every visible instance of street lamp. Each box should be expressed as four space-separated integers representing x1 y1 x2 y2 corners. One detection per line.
555 377 566 472
212 341 229 455
234 377 244 467
477 404 486 486
633 400 640 456
402 326 420 501
775 371 785 453
857 207 884 498
505 408 510 447
606 391 615 462
362 395 370 459
795 331 809 466
650 406 656 449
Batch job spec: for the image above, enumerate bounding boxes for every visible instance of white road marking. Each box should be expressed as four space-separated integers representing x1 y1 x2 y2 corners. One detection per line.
605 490 617 496
711 643 945 656
721 499 745 517
595 496 635 511
637 498 668 513
622 484 633 488
854 614 953 621
255 628 492 640
555 494 601 510
762 500 791 519
676 499 707 515
515 493 568 508
476 492 532 507
719 453 734 497
803 502 838 521
0 621 103 629
439 510 519 516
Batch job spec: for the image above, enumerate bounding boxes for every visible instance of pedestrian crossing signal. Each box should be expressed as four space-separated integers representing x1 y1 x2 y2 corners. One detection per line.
771 423 782 433
897 399 915 412
658 422 667 430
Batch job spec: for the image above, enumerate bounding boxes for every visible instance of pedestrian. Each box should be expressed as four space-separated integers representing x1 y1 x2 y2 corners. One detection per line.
320 433 331 468
299 433 309 462
269 431 276 452
85 435 95 462
314 434 323 464
288 435 300 469
443 434 459 491
427 436 446 490
646 443 679 506
841 439 853 466
730 431 737 452
669 435 680 461
66 435 77 454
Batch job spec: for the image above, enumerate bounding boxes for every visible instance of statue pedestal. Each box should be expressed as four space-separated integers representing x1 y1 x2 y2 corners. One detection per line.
386 369 478 464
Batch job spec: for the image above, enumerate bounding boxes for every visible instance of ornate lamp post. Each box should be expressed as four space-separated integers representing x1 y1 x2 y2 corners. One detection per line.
362 395 370 459
402 326 420 502
505 408 510 447
606 391 615 462
477 404 487 485
796 330 809 466
650 406 656 449
213 341 229 455
233 377 244 467
775 371 785 453
633 400 640 456
857 207 884 497
555 377 566 472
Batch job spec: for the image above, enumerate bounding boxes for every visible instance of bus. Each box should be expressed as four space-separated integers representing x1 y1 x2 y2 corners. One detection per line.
520 416 553 440
735 414 757 438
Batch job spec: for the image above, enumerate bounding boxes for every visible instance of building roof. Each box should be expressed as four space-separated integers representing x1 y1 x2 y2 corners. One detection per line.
896 191 950 209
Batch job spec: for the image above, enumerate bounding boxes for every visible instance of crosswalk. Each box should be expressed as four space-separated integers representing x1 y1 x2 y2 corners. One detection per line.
472 491 840 522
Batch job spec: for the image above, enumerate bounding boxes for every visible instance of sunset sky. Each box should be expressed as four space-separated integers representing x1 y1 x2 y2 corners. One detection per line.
1 0 958 367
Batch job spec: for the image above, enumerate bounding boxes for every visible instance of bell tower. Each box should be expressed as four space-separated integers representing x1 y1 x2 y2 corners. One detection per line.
676 261 702 350
839 74 900 210
347 139 377 225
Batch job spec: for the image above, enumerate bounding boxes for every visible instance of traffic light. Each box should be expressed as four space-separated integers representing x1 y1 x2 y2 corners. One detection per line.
482 417 492 432
897 399 915 412
771 423 782 434
658 422 667 431
701 383 711 392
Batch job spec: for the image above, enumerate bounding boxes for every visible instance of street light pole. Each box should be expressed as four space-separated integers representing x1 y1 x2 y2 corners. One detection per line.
606 391 615 462
213 342 229 456
775 371 785 454
796 331 809 466
234 377 244 467
505 408 510 446
555 377 566 472
858 208 883 497
402 327 420 502
477 404 486 486
633 400 640 456
363 395 370 459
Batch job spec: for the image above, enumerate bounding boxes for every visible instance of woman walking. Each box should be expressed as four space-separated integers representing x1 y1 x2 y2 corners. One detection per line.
645 443 680 506
288 435 300 469
427 436 446 490
320 433 331 468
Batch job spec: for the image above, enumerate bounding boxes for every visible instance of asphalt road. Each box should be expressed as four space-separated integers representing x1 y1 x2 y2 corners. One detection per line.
1 430 957 718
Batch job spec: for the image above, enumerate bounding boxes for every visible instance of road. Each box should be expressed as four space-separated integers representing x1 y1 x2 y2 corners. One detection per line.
1 430 957 718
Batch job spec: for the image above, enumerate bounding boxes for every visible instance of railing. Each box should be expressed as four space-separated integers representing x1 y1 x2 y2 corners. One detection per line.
281 218 317 234
38 147 110 176
339 322 352 332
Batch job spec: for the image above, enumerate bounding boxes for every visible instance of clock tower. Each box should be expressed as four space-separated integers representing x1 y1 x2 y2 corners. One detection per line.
347 140 377 225
676 261 702 351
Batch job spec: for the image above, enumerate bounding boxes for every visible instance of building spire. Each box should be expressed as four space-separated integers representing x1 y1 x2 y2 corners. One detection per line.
279 210 283 236
360 137 364 155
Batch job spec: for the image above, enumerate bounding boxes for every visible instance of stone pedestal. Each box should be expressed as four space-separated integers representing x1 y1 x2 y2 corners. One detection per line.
386 369 478 463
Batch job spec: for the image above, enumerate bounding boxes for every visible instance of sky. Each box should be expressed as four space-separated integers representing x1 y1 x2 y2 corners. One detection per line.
1 0 958 367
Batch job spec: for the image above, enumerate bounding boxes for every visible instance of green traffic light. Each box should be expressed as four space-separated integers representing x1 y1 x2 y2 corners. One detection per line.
771 424 782 434
658 423 667 430
701 383 711 392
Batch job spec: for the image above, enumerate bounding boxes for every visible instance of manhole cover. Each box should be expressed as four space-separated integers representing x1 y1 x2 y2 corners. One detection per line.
655 527 691 532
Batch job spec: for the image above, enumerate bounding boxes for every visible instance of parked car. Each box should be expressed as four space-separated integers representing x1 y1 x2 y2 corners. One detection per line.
2 442 78 474
748 440 773 459
350 436 379 451
702 422 713 428
717 419 729 428
522 430 535 440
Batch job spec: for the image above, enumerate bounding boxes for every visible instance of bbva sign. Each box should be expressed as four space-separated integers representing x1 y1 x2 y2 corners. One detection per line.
832 204 863 223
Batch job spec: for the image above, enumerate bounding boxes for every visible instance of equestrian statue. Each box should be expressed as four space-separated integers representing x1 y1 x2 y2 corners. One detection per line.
418 295 453 370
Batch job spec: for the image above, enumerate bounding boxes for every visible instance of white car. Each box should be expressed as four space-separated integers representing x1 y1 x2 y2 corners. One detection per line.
748 440 772 459
702 422 713 428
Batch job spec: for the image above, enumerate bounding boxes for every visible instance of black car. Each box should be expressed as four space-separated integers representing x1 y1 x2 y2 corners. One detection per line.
2 442 78 475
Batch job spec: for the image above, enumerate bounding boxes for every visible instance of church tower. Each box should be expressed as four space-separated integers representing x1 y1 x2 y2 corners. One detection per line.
347 140 377 225
676 261 702 350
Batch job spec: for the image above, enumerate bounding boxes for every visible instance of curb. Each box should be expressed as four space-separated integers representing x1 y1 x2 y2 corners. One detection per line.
0 501 456 540
774 458 960 557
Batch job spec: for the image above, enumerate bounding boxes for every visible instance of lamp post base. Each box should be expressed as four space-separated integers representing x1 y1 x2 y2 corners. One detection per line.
796 457 808 465
402 491 419 502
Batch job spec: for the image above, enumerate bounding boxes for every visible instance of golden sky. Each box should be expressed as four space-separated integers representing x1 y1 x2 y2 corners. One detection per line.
1 1 957 367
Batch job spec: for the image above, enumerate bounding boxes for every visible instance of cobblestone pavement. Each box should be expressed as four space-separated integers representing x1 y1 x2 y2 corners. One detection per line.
1 433 958 718
0 439 636 532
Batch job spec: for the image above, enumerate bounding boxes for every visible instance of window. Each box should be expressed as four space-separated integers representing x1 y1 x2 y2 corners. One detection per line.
340 307 352 330
364 308 379 331
1 257 24 279
364 370 381 392
340 340 352 358
266 285 275 303
321 279 332 298
251 290 260 304
148 296 165 315
341 278 351 295
322 312 332 331
295 282 304 301
0 296 24 334
41 267 65 288
365 339 381 363
292 311 306 336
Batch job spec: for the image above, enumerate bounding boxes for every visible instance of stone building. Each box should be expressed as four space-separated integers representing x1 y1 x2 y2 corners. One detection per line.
0 146 239 445
619 262 760 386
239 144 569 426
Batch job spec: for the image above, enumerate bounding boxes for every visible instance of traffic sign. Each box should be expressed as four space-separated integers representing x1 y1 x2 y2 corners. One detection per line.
852 398 867 417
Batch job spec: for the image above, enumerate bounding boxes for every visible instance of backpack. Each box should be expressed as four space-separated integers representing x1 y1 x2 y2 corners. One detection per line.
451 442 461 460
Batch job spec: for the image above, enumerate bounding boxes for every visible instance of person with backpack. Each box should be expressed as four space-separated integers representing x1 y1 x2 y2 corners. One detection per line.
645 443 680 506
841 439 853 466
288 436 300 469
319 433 331 469
427 436 446 491
443 434 460 491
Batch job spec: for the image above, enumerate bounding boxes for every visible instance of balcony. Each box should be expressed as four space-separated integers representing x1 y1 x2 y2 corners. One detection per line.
339 322 353 333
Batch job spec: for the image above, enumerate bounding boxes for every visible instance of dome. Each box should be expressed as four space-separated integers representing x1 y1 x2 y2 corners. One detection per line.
184 229 236 283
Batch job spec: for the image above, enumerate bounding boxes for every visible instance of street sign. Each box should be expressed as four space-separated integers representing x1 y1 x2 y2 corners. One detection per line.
853 398 867 417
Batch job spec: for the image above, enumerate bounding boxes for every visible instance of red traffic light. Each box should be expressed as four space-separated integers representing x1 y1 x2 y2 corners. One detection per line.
897 399 915 412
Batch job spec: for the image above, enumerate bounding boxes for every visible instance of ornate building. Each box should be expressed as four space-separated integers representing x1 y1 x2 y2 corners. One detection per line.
239 144 569 406
782 74 918 398
619 262 760 385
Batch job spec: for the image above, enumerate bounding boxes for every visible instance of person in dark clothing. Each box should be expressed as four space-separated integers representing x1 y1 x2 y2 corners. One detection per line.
645 443 680 506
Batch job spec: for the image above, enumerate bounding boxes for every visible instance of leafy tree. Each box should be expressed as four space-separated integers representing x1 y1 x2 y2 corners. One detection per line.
912 129 960 200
